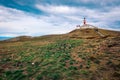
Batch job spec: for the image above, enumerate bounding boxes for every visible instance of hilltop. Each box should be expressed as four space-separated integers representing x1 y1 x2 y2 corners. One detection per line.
67 28 120 39
0 28 120 80
1 28 120 42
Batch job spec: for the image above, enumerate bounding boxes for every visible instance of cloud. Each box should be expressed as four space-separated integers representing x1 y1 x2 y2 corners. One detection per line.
34 0 120 7
36 4 78 15
76 0 120 6
0 6 74 37
36 4 120 30
0 4 120 37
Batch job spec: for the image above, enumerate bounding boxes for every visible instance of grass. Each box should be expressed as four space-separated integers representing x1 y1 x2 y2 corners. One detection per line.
4 70 26 80
0 39 83 80
0 32 119 80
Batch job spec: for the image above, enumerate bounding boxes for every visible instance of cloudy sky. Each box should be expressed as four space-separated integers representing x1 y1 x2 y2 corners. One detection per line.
0 0 120 37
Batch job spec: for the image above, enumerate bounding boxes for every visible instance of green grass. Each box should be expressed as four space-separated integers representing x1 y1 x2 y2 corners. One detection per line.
4 70 27 80
0 35 119 80
1 39 83 80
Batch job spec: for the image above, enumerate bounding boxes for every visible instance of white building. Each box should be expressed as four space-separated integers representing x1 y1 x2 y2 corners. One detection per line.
76 18 98 29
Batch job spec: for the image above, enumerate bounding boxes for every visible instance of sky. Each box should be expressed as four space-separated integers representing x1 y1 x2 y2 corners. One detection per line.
0 0 120 37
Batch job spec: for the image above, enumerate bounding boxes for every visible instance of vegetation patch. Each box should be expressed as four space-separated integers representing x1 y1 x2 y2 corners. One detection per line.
0 39 83 80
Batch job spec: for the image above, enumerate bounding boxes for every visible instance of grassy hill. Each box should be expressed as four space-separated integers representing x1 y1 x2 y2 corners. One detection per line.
0 28 120 80
67 28 120 39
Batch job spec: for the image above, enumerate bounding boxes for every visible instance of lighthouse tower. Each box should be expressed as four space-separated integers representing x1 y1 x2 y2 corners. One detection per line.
79 18 97 29
83 17 86 25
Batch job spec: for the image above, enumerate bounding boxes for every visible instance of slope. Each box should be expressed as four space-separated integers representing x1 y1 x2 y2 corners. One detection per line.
67 28 120 39
0 28 120 80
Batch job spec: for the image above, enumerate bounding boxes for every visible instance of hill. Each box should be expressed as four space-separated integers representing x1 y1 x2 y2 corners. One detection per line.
1 28 119 42
2 36 33 42
0 28 120 80
0 37 13 41
67 28 120 39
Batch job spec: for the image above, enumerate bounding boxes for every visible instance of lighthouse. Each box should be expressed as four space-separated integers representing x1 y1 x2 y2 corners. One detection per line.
83 17 86 25
79 18 98 29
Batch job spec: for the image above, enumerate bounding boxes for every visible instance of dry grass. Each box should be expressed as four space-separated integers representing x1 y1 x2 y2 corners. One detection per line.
0 28 120 80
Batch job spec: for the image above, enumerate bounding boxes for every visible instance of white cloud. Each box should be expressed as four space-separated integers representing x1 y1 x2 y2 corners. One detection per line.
0 4 120 37
0 6 75 37
76 0 120 6
36 4 78 14
36 4 120 30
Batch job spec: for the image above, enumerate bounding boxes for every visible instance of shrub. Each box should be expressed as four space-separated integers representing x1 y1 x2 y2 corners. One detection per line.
94 59 100 64
61 62 66 66
68 66 77 70
106 60 112 65
79 64 83 69
113 72 120 78
48 73 61 80
80 70 89 75
4 70 26 80
0 77 3 80
36 74 43 80
86 60 91 69
2 58 11 62
69 60 74 65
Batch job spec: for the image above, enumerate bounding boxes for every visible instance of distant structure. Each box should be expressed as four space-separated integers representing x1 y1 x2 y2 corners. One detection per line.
76 17 98 29
76 25 81 29
83 17 86 25
76 17 105 37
